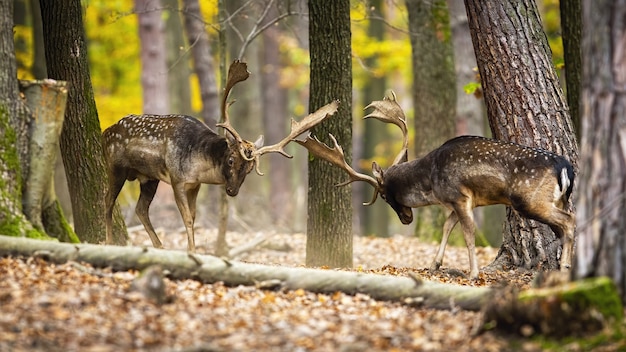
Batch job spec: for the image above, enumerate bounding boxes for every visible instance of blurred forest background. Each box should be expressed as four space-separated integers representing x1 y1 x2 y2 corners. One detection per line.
12 0 565 245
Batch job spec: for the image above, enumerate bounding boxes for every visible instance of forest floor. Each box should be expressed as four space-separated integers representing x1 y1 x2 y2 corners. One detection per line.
0 229 624 351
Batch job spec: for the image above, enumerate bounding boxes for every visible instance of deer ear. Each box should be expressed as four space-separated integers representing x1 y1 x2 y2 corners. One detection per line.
372 161 384 185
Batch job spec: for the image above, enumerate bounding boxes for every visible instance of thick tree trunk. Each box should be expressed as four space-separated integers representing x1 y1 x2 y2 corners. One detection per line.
464 0 579 272
574 0 626 302
40 0 128 244
406 0 456 241
19 80 77 243
306 0 353 268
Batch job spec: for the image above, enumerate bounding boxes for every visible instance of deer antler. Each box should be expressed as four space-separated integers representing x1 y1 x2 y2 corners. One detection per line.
251 100 340 175
294 133 381 205
217 60 255 161
363 90 409 165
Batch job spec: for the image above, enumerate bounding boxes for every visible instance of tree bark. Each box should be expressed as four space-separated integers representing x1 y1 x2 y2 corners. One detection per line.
182 0 220 128
560 0 582 141
464 0 579 272
40 0 128 244
359 0 390 238
19 80 78 243
406 0 456 241
164 0 193 117
306 0 353 268
574 0 626 302
136 0 170 115
260 14 292 229
0 0 42 238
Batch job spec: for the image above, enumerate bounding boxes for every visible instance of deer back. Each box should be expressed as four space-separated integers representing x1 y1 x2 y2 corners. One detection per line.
102 114 256 196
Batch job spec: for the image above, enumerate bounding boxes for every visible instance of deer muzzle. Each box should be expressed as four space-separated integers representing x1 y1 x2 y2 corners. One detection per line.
397 207 413 225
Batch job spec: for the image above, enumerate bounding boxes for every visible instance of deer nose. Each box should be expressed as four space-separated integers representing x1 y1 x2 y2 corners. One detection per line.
225 187 239 197
399 207 413 224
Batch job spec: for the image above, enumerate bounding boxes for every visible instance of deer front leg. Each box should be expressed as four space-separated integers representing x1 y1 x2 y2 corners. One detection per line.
454 202 479 279
430 210 459 272
172 183 197 253
136 180 163 249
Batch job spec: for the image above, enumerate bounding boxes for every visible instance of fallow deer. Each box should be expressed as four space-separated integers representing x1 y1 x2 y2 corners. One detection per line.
103 60 339 253
296 92 575 279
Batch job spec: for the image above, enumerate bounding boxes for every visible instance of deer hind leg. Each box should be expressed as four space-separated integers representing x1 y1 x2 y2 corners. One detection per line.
105 170 127 245
136 179 163 249
430 210 459 272
172 183 198 253
454 201 479 279
185 185 201 253
545 208 575 272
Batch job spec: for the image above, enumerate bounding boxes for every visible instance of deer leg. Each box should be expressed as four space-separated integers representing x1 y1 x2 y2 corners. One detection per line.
172 183 196 253
454 202 479 279
546 208 576 272
430 210 459 272
105 171 126 245
186 185 201 252
136 180 162 249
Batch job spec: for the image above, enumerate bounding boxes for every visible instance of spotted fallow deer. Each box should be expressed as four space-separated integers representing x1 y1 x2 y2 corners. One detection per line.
296 92 575 279
103 60 339 252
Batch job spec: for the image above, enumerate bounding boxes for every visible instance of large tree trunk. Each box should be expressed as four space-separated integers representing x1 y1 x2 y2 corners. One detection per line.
40 0 128 244
306 0 353 268
574 0 626 302
464 0 579 272
406 0 456 241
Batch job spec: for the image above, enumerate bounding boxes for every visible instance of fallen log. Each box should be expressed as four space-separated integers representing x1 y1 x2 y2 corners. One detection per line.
0 235 490 311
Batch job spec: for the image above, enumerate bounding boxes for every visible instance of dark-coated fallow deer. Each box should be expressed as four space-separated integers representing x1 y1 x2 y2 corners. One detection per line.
296 92 575 279
103 60 339 253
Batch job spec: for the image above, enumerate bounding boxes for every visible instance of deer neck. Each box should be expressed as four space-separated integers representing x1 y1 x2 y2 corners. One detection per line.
386 156 439 207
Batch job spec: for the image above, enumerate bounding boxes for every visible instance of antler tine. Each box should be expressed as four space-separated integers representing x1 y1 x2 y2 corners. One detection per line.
294 133 380 206
363 90 409 165
217 60 254 160
251 100 340 175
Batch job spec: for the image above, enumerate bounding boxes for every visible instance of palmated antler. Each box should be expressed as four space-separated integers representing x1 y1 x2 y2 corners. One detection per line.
217 60 255 160
294 133 381 205
363 90 409 166
251 100 340 175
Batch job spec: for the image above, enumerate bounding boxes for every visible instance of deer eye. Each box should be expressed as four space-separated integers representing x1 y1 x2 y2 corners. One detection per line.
228 157 234 166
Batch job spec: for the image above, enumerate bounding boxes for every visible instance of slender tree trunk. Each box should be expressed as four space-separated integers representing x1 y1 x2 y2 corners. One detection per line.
29 0 47 80
574 0 626 302
306 0 353 268
464 0 579 271
164 0 193 117
260 13 291 229
136 0 170 115
406 0 456 241
560 0 582 141
182 0 220 128
40 0 128 244
360 0 390 238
